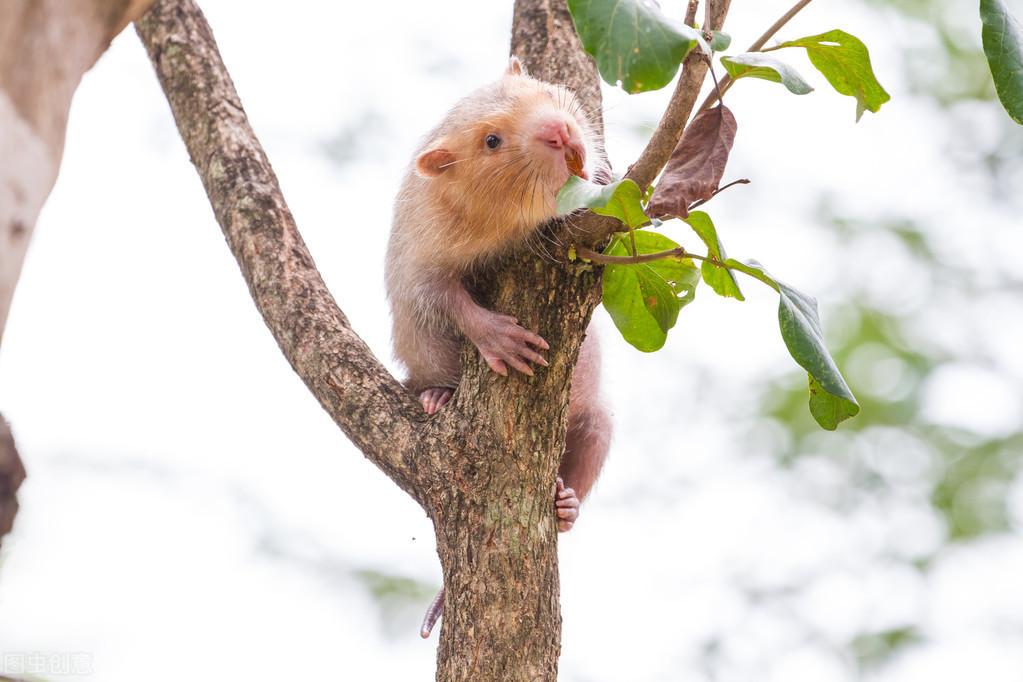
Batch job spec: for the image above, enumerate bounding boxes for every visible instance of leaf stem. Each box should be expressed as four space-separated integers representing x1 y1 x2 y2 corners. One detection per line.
686 177 750 211
576 244 780 292
706 54 725 106
577 244 716 266
699 0 815 110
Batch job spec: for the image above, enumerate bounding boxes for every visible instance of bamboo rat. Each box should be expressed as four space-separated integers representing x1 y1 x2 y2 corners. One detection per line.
386 57 612 637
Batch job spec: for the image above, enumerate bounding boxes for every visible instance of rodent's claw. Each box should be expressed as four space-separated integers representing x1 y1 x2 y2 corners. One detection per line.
520 346 549 368
503 354 535 377
485 357 509 376
472 314 549 377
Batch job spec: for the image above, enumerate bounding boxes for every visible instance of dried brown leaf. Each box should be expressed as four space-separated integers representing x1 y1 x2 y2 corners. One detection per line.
647 105 737 218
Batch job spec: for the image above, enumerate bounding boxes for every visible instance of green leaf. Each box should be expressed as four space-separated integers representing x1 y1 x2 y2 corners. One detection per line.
567 0 709 93
722 258 778 289
602 231 699 352
711 31 732 52
981 0 1023 124
777 30 891 121
724 259 860 429
682 211 744 300
557 176 648 228
808 375 860 431
720 53 814 95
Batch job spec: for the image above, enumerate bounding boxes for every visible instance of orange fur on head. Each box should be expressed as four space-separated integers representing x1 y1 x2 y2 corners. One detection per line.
399 68 604 268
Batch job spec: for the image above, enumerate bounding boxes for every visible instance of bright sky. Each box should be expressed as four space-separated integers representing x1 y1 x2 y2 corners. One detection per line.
1 1 1021 680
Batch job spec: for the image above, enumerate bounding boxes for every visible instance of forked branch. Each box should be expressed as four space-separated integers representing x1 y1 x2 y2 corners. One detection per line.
134 0 427 503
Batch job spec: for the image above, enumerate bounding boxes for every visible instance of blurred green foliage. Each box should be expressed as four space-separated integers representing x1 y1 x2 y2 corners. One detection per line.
738 0 1023 673
352 568 437 636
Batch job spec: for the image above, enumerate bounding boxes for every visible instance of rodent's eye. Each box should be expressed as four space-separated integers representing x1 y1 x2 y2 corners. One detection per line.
485 134 502 150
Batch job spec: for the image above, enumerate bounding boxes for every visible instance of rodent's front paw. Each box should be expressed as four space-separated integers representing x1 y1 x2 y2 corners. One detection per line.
474 314 549 377
555 477 579 532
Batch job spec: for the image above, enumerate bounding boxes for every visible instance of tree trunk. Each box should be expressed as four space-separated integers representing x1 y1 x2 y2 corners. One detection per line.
0 0 155 546
427 3 606 679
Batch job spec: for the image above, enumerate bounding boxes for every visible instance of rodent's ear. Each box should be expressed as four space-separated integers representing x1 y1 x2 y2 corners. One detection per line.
416 147 456 178
506 56 527 77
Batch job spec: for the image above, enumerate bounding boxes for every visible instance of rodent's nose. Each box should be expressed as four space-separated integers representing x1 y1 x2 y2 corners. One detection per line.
537 120 571 150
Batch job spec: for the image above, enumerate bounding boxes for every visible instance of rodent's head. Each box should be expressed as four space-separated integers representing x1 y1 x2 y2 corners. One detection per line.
414 57 601 234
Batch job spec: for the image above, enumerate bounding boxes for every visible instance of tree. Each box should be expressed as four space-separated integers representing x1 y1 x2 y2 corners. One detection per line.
130 1 613 676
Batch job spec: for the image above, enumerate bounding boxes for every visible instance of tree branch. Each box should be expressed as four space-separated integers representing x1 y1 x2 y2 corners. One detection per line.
622 0 732 193
134 0 428 503
576 244 718 266
746 0 815 52
685 1 699 27
700 0 815 110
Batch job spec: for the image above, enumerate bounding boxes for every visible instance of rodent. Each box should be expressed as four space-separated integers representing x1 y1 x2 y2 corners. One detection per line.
385 57 612 638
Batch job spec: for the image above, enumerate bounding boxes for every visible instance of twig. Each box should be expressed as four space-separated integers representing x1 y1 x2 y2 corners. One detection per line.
687 177 750 211
746 0 815 52
576 244 717 267
706 53 724 105
699 0 815 111
685 0 699 27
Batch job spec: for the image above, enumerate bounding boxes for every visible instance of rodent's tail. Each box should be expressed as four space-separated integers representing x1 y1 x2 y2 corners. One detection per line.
420 587 445 638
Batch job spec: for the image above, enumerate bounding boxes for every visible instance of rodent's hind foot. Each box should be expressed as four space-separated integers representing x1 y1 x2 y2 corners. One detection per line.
555 477 580 532
419 387 454 415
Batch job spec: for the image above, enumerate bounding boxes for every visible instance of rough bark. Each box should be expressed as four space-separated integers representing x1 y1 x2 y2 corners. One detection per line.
0 0 155 547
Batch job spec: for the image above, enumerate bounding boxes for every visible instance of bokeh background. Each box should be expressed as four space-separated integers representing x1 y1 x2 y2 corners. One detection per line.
1 0 1022 679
